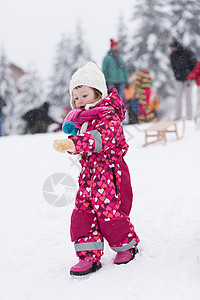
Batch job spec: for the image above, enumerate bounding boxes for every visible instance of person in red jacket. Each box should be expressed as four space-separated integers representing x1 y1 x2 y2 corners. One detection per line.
187 61 200 125
53 62 139 276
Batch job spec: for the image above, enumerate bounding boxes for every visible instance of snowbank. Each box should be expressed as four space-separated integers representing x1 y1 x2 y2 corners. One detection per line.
0 121 200 300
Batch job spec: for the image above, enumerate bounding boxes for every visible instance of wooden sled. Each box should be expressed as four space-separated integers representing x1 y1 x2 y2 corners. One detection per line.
143 116 187 146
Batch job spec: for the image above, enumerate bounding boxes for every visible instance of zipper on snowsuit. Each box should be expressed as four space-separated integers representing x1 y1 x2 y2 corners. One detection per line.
112 167 118 195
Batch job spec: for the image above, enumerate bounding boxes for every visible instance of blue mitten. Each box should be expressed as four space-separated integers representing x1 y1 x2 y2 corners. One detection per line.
62 121 78 136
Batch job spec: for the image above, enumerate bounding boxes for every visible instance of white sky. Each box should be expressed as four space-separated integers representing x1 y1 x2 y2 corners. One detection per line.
0 0 134 81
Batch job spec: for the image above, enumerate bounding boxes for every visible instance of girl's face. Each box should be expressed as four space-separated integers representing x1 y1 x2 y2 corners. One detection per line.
72 86 96 109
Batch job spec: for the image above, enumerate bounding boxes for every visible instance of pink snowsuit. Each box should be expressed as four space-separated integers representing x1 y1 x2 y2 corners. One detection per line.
67 87 140 262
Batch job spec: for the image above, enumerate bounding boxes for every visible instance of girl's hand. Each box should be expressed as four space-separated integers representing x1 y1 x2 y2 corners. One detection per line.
53 139 75 153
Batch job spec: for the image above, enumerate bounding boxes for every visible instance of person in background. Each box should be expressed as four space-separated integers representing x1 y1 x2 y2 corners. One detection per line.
124 72 139 124
22 102 55 134
148 89 160 118
187 61 200 128
0 96 6 137
170 37 197 120
134 69 157 123
102 39 129 123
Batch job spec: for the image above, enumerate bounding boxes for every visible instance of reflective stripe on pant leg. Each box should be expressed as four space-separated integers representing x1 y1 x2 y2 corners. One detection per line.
110 238 136 252
74 241 104 252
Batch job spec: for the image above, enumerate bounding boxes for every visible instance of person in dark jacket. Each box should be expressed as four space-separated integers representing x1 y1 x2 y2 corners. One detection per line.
170 38 197 120
0 96 6 137
22 102 55 134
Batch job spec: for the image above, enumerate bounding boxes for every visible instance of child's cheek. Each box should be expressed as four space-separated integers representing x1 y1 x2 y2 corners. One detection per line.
88 98 95 104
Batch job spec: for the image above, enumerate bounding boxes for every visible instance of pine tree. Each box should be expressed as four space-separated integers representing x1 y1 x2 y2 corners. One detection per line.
72 23 91 73
117 14 129 56
128 0 174 100
12 70 44 134
47 28 91 109
117 14 135 74
0 52 16 135
47 36 74 108
169 0 200 57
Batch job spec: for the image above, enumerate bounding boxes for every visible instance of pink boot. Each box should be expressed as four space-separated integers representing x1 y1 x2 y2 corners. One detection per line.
114 247 139 265
70 260 102 276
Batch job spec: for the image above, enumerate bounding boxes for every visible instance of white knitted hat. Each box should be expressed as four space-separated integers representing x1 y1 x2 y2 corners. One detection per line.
69 62 108 108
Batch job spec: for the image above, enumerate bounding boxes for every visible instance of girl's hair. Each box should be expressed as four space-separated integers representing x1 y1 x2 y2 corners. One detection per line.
72 85 102 109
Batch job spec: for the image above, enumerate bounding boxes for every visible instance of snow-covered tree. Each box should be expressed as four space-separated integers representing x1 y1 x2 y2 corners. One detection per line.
169 0 200 58
117 14 129 56
47 36 74 108
47 27 91 109
128 0 174 101
12 70 44 134
0 52 16 135
117 14 135 74
72 23 91 74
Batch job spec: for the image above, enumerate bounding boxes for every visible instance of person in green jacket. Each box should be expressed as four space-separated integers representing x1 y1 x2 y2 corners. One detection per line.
102 39 128 102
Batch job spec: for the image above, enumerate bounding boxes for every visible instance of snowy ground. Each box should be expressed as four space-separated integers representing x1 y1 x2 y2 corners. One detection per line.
1 119 200 300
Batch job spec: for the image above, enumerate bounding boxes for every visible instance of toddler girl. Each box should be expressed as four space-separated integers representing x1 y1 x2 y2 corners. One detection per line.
53 62 140 276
